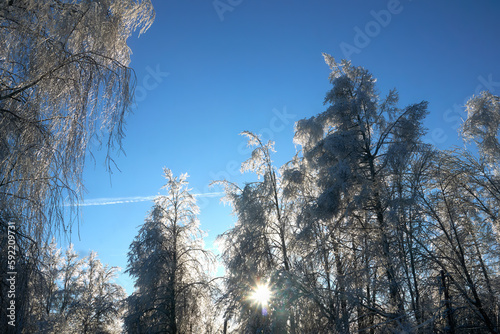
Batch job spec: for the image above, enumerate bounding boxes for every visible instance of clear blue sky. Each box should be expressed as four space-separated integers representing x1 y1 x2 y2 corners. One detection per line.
64 0 500 294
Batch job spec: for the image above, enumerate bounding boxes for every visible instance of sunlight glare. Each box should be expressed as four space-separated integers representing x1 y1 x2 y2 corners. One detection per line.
251 283 271 306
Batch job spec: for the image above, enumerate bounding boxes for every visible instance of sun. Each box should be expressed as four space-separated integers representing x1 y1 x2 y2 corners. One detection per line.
250 283 272 306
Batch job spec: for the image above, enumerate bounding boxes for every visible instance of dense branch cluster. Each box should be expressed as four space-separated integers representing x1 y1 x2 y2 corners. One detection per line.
213 56 500 333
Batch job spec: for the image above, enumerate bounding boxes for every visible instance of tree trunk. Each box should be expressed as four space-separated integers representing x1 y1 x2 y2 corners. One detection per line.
441 270 456 334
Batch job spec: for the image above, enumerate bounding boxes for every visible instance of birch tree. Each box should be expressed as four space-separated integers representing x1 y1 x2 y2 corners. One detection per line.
0 0 154 239
0 1 153 331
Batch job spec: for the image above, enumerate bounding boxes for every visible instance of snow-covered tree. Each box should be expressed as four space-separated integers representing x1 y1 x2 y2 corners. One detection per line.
281 154 346 333
461 91 500 167
290 54 430 331
208 55 500 333
461 92 500 241
74 251 126 333
125 168 216 334
0 2 154 331
23 241 125 333
25 239 66 332
0 0 154 240
214 132 299 333
411 149 500 333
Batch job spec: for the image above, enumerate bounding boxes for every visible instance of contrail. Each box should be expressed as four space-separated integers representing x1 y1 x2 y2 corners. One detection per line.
70 192 225 207
79 195 158 206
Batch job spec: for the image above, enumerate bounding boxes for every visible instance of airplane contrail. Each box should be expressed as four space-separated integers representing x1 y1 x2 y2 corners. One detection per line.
71 192 225 207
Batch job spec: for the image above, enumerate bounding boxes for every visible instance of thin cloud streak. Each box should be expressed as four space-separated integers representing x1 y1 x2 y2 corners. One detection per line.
71 192 225 207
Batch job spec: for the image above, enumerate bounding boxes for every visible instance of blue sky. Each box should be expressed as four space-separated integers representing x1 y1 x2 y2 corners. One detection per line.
63 0 500 294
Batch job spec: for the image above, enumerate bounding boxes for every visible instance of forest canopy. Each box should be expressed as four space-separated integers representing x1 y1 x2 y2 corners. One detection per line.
1 1 499 333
